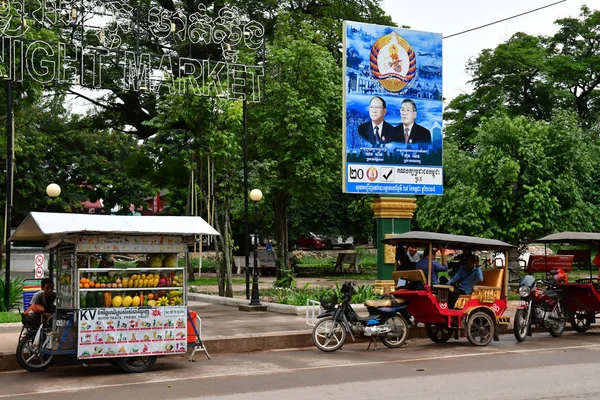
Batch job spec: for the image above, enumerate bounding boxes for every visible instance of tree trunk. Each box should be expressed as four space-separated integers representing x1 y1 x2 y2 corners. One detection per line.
213 198 233 297
273 188 289 281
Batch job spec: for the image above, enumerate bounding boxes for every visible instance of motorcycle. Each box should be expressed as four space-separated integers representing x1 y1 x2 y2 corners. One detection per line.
514 270 569 342
312 281 411 352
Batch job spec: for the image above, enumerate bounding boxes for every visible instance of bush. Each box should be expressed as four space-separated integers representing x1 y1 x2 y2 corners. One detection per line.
262 282 378 306
0 273 24 312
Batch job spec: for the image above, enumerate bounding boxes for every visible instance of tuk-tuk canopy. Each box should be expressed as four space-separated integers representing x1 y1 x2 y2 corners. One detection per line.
9 212 220 243
382 231 514 251
534 232 600 245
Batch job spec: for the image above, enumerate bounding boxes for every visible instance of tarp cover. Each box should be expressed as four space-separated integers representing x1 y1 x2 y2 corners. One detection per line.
9 212 220 242
534 232 600 245
381 231 514 250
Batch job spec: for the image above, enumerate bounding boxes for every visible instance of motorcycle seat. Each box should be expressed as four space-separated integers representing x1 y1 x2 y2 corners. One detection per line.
364 298 406 307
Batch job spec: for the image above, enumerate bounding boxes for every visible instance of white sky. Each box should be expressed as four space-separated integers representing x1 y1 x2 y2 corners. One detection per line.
381 0 593 104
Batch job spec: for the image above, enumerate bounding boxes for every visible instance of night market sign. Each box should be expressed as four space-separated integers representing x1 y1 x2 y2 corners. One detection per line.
0 1 264 100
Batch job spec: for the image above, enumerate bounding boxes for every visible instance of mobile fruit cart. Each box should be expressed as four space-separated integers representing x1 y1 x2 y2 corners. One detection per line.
534 232 600 333
382 231 513 346
11 212 219 373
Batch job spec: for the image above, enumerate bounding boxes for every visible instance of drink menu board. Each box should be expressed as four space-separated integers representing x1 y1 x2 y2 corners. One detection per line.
77 306 187 359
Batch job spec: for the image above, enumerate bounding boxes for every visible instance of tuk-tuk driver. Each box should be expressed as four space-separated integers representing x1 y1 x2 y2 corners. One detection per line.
447 254 483 308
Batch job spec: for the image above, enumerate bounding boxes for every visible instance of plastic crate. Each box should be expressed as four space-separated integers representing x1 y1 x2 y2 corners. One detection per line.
22 279 41 310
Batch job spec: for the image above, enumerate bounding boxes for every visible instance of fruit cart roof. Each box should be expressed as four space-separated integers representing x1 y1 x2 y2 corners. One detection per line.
381 231 514 250
534 232 600 245
9 212 220 242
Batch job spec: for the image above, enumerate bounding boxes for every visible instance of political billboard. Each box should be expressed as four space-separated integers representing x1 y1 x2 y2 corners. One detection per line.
343 21 443 195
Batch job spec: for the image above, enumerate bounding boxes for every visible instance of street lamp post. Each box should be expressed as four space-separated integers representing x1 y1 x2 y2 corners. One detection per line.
45 183 61 281
249 189 262 306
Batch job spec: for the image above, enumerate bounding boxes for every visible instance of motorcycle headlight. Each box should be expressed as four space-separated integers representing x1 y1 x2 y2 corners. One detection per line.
518 286 531 297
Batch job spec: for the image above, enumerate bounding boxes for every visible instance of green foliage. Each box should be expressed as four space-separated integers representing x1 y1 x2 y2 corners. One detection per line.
264 282 377 306
0 273 24 312
418 111 599 244
0 312 21 324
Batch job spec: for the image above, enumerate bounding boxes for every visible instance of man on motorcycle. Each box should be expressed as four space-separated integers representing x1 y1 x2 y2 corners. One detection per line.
447 254 483 308
24 278 56 324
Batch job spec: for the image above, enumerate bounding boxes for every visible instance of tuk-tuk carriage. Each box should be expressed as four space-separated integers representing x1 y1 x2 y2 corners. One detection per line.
382 231 513 346
534 232 600 333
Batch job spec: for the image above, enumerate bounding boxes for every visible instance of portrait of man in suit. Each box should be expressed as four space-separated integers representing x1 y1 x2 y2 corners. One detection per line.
358 96 398 146
399 99 431 145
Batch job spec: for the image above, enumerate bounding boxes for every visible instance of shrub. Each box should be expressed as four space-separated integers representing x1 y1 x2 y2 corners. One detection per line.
0 273 24 312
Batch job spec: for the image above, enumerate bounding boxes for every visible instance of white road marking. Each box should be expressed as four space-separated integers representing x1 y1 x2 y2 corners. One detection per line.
2 343 600 398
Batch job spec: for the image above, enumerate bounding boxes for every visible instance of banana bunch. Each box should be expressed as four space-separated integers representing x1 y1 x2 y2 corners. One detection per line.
157 296 170 306
170 296 183 306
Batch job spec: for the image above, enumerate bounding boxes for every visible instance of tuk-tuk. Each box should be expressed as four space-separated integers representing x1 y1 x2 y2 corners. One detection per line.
383 231 513 346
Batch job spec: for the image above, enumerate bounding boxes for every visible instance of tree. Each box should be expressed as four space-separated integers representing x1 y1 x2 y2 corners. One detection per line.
252 14 341 279
417 111 599 245
445 6 600 148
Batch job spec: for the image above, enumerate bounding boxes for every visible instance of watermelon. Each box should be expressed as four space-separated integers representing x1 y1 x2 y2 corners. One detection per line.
96 292 104 308
86 292 96 308
80 293 87 308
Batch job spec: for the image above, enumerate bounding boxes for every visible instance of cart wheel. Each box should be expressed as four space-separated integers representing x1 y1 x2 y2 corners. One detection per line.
466 311 495 346
380 314 408 348
312 317 346 352
427 324 453 343
570 311 593 333
16 330 55 372
117 356 157 373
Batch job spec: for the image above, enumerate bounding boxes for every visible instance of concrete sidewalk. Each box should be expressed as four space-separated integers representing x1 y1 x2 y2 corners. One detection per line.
0 296 593 372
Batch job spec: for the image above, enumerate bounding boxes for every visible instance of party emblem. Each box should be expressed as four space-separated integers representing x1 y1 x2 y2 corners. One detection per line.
369 32 416 92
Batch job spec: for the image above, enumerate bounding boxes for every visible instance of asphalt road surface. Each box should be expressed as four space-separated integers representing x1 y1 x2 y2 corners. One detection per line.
3 332 600 399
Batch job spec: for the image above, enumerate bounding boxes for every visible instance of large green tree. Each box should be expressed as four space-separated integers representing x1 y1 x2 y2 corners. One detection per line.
417 111 599 244
445 6 600 149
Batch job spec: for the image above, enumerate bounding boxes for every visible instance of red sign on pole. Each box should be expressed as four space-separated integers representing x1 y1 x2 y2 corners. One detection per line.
34 254 45 278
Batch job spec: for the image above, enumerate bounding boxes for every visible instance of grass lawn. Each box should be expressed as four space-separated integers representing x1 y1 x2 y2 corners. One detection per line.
189 277 246 286
0 312 21 323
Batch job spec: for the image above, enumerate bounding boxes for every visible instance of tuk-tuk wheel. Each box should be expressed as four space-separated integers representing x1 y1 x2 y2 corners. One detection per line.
427 324 453 343
16 330 55 372
117 356 157 373
570 311 593 333
466 311 494 346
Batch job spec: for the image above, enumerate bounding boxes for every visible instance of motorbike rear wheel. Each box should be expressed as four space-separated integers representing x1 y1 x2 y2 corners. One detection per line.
514 308 529 342
570 311 593 333
380 314 408 348
312 317 346 352
466 311 495 346
548 302 566 337
427 324 453 343
16 330 55 372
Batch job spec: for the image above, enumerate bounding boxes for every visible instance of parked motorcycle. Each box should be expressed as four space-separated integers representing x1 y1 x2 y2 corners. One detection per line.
312 281 410 352
514 271 568 342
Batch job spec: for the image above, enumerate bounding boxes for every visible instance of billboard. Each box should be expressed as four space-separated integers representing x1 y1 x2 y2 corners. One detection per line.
342 21 443 195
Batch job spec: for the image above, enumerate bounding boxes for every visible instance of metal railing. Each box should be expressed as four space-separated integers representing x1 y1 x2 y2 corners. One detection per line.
305 299 321 327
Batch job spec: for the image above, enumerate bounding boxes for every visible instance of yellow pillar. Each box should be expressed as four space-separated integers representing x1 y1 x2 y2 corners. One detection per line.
371 197 417 295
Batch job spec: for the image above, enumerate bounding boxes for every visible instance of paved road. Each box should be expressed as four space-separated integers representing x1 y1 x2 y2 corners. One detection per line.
2 331 600 399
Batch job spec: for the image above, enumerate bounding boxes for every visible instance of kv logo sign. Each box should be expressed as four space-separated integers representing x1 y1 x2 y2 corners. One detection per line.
80 310 97 320
349 167 364 180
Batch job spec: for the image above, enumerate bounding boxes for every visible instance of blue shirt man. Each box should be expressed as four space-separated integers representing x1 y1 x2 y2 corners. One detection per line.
415 249 448 286
448 254 483 294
